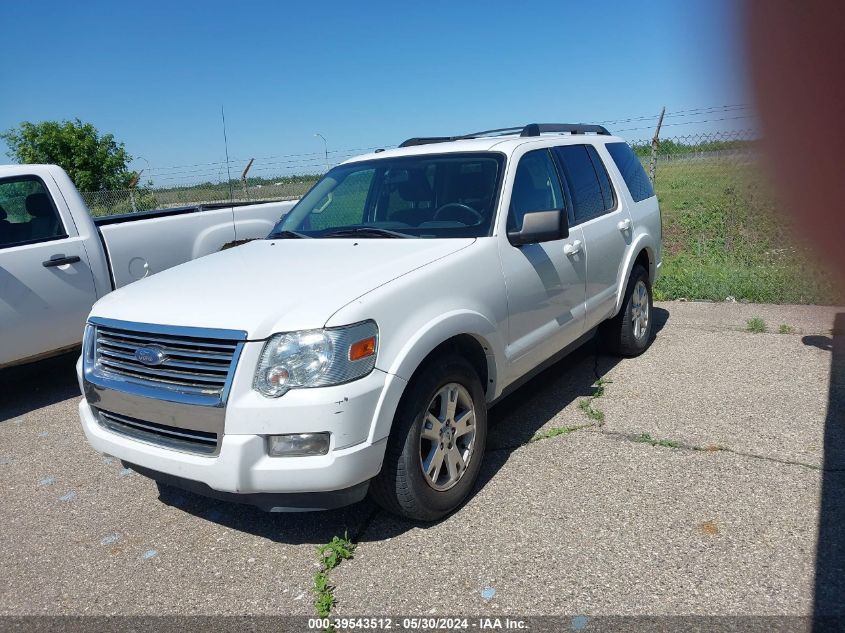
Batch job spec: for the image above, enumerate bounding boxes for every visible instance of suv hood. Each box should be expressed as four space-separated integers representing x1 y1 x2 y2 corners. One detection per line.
91 238 475 339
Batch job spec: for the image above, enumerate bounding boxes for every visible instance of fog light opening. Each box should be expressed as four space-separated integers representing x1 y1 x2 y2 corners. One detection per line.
267 433 331 457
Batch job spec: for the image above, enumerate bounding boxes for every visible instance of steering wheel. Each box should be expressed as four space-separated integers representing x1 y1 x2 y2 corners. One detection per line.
432 203 483 225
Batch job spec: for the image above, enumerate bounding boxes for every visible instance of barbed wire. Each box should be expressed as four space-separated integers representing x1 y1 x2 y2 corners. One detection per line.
81 129 760 216
598 103 750 126
131 104 753 185
616 114 757 134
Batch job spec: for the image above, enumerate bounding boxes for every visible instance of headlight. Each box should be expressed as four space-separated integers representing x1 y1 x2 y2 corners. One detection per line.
82 324 96 366
253 320 378 397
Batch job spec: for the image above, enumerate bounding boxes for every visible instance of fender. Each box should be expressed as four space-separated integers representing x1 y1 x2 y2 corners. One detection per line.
613 233 656 315
368 309 505 443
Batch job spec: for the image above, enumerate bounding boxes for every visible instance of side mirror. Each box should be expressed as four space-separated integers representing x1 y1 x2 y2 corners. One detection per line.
507 209 568 245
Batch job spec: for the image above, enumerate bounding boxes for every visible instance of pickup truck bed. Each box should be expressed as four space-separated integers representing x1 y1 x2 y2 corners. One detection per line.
0 164 295 368
93 200 292 289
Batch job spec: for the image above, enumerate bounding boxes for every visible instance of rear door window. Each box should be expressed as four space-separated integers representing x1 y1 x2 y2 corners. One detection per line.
553 145 607 225
586 145 616 212
0 176 67 248
605 142 655 202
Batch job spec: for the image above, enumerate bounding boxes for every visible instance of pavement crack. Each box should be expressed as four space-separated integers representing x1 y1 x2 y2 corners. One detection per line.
586 426 827 471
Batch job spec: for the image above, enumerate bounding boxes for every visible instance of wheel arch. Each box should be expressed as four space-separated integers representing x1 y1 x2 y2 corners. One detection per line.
614 237 656 315
370 311 503 443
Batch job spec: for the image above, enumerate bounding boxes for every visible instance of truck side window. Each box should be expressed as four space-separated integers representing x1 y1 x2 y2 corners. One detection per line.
605 142 655 202
553 145 608 225
0 176 67 249
508 149 563 232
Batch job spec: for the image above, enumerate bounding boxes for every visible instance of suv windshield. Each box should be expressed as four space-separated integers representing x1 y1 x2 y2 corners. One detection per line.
270 152 504 239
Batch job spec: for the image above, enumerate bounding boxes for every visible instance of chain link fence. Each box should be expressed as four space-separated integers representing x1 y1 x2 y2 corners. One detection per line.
80 176 319 216
76 128 837 303
631 130 836 303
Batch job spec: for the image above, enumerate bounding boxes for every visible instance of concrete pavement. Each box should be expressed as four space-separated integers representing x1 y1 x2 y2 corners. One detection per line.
1 302 842 617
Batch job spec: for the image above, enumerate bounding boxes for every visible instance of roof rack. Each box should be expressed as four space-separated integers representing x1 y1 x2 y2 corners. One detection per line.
398 123 611 148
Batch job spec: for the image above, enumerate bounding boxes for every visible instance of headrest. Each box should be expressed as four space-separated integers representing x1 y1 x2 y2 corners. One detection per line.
396 170 433 203
457 169 493 199
26 193 54 218
0 205 6 221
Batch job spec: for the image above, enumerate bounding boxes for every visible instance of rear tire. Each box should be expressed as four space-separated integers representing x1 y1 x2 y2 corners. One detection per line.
601 264 653 356
369 354 487 521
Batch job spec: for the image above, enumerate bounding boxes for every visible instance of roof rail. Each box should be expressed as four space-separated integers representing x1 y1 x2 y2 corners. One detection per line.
520 123 610 137
398 123 611 148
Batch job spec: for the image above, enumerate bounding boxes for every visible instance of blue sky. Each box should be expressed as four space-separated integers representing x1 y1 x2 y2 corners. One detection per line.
0 0 748 185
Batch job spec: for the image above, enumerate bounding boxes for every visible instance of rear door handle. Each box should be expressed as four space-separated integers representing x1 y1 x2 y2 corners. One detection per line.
617 218 632 231
42 255 81 268
563 240 583 256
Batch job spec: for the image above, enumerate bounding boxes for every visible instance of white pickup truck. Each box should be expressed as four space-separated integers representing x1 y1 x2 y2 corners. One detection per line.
78 123 661 521
0 164 295 368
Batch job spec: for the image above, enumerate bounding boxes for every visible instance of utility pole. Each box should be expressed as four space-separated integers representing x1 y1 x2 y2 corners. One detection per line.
314 133 328 172
650 106 666 184
241 158 254 200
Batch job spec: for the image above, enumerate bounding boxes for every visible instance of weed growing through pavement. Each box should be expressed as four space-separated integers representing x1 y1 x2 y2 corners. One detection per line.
313 533 356 626
531 424 590 442
531 378 610 442
578 378 609 423
746 318 766 333
635 432 682 448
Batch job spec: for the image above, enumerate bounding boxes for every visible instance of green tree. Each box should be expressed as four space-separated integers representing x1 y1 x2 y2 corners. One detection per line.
1 119 136 191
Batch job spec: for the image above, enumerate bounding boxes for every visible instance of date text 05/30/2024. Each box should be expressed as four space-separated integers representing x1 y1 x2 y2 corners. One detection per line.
307 617 528 630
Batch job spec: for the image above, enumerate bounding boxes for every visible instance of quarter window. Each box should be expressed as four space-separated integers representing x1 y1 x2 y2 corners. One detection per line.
605 142 655 202
508 149 563 232
0 177 66 248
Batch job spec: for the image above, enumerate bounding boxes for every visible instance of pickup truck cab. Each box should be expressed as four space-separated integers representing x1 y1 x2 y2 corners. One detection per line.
78 123 661 521
0 164 294 368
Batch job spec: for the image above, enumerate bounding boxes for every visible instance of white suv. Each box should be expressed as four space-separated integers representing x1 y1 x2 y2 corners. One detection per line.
78 123 661 521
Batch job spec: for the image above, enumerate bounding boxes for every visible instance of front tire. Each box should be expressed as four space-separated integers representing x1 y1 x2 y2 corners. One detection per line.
370 354 487 521
601 264 653 356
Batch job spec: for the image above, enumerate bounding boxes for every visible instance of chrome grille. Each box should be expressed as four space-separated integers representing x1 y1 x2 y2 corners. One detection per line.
94 324 240 396
97 410 218 455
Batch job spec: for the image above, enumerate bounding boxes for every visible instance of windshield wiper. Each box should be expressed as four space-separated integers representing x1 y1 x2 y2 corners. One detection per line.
267 230 311 239
321 227 411 239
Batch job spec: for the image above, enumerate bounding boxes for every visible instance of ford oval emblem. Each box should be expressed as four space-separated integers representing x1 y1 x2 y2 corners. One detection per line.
135 346 166 366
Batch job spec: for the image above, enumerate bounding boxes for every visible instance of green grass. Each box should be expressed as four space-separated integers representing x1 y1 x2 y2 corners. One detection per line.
634 432 682 448
778 324 796 334
746 317 767 333
652 158 839 304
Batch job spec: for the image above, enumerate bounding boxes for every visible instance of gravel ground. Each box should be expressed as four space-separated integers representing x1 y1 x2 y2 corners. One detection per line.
0 302 842 619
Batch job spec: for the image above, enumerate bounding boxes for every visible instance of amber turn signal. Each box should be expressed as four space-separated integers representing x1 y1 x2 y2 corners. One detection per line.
349 336 377 361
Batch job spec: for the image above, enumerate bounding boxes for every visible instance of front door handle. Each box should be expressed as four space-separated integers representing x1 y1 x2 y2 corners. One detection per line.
617 218 632 231
42 254 81 268
563 240 583 256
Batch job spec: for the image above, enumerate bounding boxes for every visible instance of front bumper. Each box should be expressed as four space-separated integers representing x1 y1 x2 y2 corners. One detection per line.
79 398 387 497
